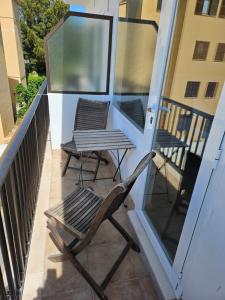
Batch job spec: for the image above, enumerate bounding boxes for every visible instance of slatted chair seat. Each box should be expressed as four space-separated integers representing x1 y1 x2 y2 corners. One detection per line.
45 187 103 236
61 140 77 153
45 152 156 300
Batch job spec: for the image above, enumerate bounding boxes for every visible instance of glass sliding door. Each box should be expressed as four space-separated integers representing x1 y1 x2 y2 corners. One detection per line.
144 0 225 262
113 0 161 131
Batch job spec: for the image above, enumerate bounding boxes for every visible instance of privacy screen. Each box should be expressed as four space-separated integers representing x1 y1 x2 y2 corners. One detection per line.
45 13 112 94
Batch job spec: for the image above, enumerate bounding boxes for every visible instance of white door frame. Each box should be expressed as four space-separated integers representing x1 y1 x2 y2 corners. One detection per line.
173 83 225 278
137 0 225 297
137 0 181 292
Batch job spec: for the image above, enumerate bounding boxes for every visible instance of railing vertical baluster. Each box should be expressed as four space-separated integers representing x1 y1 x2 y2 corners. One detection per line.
5 172 25 279
0 211 16 299
0 265 7 299
194 116 205 154
0 80 49 298
171 106 181 162
15 153 29 244
12 160 27 257
24 130 34 215
158 97 214 174
200 118 212 156
34 114 41 181
20 143 32 232
0 185 21 290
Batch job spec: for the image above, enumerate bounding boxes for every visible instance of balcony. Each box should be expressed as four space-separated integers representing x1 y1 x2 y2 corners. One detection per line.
0 78 215 299
0 81 159 299
1 3 224 300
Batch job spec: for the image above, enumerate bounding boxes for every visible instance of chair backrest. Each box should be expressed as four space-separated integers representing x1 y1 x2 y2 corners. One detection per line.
74 152 156 254
119 99 145 129
74 98 110 130
93 152 155 227
104 151 156 219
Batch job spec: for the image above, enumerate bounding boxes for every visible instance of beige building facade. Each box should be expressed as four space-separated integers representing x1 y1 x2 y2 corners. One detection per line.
0 25 14 142
119 0 225 115
0 0 26 117
164 0 225 115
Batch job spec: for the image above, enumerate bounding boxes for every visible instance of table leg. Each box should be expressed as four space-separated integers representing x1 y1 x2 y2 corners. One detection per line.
113 149 128 182
76 152 84 186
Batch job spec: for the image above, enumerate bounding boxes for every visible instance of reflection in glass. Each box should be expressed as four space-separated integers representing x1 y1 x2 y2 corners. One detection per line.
114 1 160 130
144 0 224 261
45 14 111 93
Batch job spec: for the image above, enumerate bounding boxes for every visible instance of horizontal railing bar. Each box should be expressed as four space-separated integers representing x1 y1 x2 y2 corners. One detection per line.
0 80 47 188
161 97 214 120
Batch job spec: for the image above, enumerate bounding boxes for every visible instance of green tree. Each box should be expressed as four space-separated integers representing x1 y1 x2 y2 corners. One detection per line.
19 0 69 74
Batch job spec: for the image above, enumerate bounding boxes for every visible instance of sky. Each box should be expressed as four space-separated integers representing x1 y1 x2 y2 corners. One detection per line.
70 5 86 13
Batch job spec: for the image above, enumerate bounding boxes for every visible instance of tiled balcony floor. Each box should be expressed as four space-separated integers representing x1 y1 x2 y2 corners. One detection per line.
23 142 159 300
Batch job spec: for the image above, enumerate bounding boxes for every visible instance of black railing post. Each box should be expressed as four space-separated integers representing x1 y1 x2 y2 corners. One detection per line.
0 80 49 299
158 97 214 173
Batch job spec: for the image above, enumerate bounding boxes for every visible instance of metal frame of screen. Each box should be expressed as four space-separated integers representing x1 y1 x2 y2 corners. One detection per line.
113 17 158 96
44 12 113 94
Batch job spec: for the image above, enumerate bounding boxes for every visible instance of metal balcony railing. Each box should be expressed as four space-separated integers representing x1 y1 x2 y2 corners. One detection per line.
157 97 214 173
0 80 49 299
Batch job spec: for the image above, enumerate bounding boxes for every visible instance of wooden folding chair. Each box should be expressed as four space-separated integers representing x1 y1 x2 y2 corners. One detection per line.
45 152 155 300
61 98 110 177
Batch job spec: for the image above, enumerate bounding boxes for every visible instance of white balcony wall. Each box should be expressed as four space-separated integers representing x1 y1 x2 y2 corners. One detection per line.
48 94 111 149
64 0 119 15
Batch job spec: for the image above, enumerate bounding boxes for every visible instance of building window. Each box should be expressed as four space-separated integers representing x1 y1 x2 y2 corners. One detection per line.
219 0 225 17
195 0 219 16
215 43 225 61
205 82 218 97
193 41 209 60
157 0 162 11
185 81 200 97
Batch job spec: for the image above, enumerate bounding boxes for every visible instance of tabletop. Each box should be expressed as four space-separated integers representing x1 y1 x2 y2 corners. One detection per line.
156 129 188 148
73 129 136 152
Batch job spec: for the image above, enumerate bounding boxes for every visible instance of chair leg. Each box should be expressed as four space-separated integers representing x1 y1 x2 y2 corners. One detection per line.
47 219 133 300
93 157 101 181
93 151 109 165
62 153 72 177
108 216 140 253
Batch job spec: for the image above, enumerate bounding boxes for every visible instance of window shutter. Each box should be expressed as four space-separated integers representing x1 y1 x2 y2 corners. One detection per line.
215 43 225 61
209 0 219 15
193 41 209 59
219 0 225 18
185 81 200 97
195 0 204 14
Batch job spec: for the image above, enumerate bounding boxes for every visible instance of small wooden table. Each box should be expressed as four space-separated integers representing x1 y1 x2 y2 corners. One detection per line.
73 129 136 185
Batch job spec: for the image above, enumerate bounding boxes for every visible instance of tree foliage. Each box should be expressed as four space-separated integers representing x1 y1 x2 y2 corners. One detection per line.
15 73 45 118
19 0 69 74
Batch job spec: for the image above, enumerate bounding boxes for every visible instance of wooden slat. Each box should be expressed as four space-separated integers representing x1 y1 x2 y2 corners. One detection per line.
77 144 135 152
73 129 121 134
46 187 103 235
74 132 129 140
156 129 188 149
75 138 131 144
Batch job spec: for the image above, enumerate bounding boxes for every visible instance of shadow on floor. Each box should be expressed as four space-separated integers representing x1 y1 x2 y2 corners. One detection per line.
31 150 159 300
145 159 186 260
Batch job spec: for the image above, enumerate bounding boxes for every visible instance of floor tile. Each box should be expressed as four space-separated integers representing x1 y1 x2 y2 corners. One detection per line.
23 149 159 300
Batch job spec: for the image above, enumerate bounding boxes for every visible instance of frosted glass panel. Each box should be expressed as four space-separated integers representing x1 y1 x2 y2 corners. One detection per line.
46 14 112 93
113 17 158 130
114 20 158 94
